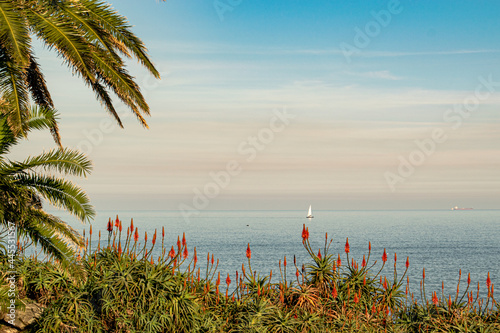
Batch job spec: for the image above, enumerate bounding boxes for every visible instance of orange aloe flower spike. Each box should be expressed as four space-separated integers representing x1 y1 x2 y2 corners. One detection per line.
345 238 350 254
246 243 251 259
152 230 157 245
382 248 387 263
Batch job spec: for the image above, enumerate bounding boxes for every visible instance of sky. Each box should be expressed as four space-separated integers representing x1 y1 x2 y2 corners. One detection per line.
12 0 500 212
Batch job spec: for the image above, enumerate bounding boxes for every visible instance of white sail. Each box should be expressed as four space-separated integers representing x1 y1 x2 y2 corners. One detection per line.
306 205 313 218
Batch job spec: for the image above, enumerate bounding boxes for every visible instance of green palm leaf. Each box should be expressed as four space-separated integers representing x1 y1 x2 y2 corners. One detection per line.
0 1 30 66
80 0 160 78
18 208 83 265
14 173 95 222
0 48 30 136
26 5 96 83
2 147 92 178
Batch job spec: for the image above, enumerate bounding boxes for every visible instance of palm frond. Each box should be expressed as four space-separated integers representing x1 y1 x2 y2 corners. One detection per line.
1 147 92 178
26 5 96 83
88 79 124 128
0 1 30 67
25 53 55 107
80 0 160 78
0 47 30 136
0 114 17 155
92 51 150 126
56 0 122 62
13 173 94 223
17 209 82 266
23 105 61 146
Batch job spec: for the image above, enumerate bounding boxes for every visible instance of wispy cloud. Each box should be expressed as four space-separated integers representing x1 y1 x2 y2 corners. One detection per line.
346 70 402 80
149 41 500 58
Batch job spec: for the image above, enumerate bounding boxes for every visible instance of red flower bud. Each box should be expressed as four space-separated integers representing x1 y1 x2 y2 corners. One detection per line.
332 284 338 299
382 248 387 263
283 256 287 267
115 215 120 227
432 291 438 306
119 220 122 232
345 238 350 254
107 218 113 232
361 255 366 268
317 249 322 259
194 247 198 265
337 254 341 267
246 243 251 259
301 224 308 242
89 225 92 236
295 269 299 278
152 230 157 245
468 273 471 285
130 218 134 231
406 257 409 269
487 272 491 289
169 246 175 258
394 253 397 263
144 231 147 243
183 246 188 259
226 273 231 286
423 268 426 280
182 232 186 247
134 228 139 242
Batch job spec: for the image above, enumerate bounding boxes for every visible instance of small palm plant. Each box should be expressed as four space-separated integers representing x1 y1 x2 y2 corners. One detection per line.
0 105 94 266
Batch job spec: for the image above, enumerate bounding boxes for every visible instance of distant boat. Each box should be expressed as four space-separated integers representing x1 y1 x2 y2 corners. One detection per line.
451 206 473 210
306 205 314 218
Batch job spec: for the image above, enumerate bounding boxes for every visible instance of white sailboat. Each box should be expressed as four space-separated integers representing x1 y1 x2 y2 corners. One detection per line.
306 205 314 218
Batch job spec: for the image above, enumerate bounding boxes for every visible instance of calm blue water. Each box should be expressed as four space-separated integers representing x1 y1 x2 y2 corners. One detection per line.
58 209 499 298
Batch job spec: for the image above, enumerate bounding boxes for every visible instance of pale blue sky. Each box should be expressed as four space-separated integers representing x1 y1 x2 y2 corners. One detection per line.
14 0 500 212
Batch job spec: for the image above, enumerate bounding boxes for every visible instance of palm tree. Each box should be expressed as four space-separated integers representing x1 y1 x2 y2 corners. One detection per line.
0 105 94 265
0 0 160 139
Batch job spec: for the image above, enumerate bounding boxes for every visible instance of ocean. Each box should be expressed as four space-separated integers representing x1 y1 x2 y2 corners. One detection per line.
59 209 499 298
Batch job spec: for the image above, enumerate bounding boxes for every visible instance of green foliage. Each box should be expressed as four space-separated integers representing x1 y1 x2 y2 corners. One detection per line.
0 107 94 268
1 220 498 332
0 0 160 137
